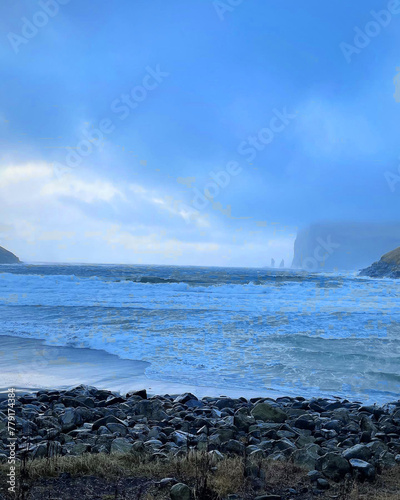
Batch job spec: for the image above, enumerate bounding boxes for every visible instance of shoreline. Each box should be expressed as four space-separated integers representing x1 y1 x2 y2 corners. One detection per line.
0 384 399 499
0 335 291 401
1 334 399 405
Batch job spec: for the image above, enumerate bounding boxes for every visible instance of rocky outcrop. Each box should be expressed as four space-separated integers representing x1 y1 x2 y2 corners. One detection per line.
359 246 400 278
292 223 400 272
0 245 20 264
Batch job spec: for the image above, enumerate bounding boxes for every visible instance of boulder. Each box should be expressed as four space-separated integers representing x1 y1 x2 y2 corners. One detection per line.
223 439 245 454
174 393 197 404
342 444 372 461
126 389 147 399
135 400 168 420
317 453 351 481
292 445 320 470
234 408 256 430
106 423 128 436
214 398 241 410
69 442 90 455
92 415 126 431
170 482 192 500
110 437 133 453
59 408 81 432
294 414 315 430
251 402 287 423
349 459 375 480
171 431 197 447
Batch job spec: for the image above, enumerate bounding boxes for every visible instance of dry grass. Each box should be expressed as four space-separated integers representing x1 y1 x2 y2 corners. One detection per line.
0 451 306 499
382 246 400 265
1 451 400 500
345 465 400 500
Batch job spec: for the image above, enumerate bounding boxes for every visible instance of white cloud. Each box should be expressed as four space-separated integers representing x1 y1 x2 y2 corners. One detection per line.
41 176 123 204
0 162 50 188
0 161 293 266
128 183 210 228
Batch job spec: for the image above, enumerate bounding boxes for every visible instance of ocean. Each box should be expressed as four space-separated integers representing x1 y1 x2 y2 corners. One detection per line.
0 263 399 403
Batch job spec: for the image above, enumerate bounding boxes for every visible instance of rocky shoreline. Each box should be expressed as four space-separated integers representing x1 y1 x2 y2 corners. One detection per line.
359 245 400 278
1 386 400 498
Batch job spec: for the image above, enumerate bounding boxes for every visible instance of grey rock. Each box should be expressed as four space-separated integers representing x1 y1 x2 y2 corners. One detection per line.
366 440 387 456
126 389 147 399
292 445 320 470
213 428 234 443
170 482 192 500
234 408 255 430
59 408 81 432
307 470 323 481
223 439 245 454
136 400 168 420
349 459 375 480
144 439 163 449
317 478 330 489
110 437 133 453
360 416 377 435
158 477 178 487
251 402 287 423
69 442 90 455
214 398 240 410
296 435 316 447
317 453 351 481
379 451 397 468
92 415 126 431
106 422 128 436
31 443 50 459
171 430 197 447
294 414 315 430
342 444 372 461
274 438 296 453
174 393 197 405
254 494 281 500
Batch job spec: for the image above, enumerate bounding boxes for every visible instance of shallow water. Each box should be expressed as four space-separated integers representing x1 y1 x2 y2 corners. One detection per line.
0 263 399 403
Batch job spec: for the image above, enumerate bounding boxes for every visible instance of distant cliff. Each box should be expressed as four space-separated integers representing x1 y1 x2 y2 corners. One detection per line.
292 223 400 272
359 246 400 278
0 245 20 264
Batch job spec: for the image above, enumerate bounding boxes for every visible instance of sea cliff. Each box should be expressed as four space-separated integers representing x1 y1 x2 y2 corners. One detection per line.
292 223 400 271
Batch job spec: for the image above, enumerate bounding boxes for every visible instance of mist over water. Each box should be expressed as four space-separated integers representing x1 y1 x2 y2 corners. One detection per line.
1 263 399 403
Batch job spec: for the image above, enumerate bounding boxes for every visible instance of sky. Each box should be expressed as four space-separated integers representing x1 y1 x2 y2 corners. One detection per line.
0 0 399 266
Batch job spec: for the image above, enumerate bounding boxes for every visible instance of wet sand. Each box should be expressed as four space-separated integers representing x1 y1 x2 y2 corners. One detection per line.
0 335 283 399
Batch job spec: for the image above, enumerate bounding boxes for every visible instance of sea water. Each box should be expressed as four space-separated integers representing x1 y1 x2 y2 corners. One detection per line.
0 263 399 403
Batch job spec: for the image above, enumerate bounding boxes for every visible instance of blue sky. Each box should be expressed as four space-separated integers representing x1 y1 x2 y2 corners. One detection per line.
0 0 399 266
